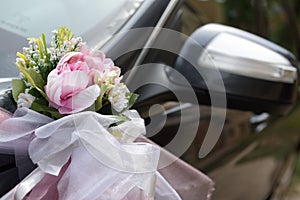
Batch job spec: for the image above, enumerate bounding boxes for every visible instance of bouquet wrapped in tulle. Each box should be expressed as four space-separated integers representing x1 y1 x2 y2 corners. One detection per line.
13 26 137 117
0 26 214 200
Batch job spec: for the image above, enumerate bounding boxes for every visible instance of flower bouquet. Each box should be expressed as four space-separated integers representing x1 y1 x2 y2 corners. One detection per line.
0 26 216 200
0 26 183 200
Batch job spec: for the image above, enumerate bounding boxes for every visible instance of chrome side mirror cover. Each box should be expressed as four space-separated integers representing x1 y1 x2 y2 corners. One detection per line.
173 23 298 115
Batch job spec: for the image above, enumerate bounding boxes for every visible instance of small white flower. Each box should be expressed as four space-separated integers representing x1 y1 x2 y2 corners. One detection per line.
26 54 32 60
50 41 56 47
17 93 35 108
75 37 82 43
23 47 29 53
39 59 45 65
32 44 38 51
50 55 57 62
52 30 58 34
16 58 25 66
63 41 71 46
33 53 39 59
33 65 40 73
108 83 129 112
28 40 34 45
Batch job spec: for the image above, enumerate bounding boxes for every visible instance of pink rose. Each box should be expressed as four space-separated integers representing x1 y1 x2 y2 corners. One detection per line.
56 52 89 74
85 50 106 71
45 52 100 114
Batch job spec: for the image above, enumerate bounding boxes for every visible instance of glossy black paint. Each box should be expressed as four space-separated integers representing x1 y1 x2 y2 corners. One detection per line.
103 0 183 72
120 1 300 199
0 0 299 199
173 24 298 115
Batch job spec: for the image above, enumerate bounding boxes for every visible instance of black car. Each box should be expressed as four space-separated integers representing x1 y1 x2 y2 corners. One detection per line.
0 0 299 199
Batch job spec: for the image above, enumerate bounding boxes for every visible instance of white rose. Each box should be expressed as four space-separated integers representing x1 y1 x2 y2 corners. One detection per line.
17 93 35 108
108 83 129 112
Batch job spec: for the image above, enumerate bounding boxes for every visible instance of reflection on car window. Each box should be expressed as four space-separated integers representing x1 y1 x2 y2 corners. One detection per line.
0 0 144 80
0 0 144 43
182 0 300 59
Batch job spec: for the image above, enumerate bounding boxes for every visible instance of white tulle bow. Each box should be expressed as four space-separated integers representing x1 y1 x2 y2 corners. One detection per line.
0 108 181 200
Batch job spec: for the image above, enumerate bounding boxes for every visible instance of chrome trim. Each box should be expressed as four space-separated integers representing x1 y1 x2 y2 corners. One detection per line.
126 0 179 83
0 78 15 90
199 50 297 83
133 0 179 67
0 78 15 83
0 77 17 91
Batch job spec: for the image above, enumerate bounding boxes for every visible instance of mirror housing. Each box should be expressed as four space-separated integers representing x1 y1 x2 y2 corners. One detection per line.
172 23 298 115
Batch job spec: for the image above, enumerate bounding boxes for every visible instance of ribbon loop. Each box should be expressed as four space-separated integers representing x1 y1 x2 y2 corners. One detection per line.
0 108 181 200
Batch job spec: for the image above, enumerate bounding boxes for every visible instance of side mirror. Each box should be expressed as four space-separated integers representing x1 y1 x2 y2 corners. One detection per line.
172 23 298 115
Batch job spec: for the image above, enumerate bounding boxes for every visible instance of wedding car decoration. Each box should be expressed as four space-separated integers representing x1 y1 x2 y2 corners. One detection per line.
0 26 181 199
13 26 137 118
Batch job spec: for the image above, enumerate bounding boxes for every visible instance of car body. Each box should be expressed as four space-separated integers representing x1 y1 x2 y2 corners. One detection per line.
0 0 299 199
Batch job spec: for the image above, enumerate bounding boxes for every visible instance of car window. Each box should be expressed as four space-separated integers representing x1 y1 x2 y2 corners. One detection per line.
1 0 143 41
0 0 144 82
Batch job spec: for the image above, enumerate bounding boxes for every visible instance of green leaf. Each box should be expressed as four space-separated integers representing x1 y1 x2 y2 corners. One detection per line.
32 97 48 106
57 26 74 46
50 112 65 120
95 85 109 111
31 99 65 119
41 33 48 55
11 79 26 102
28 87 42 98
126 93 139 110
37 39 44 59
16 52 27 61
16 64 47 100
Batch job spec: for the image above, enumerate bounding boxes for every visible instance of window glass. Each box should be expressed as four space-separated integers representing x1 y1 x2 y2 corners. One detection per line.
0 0 144 80
0 0 142 38
182 0 300 59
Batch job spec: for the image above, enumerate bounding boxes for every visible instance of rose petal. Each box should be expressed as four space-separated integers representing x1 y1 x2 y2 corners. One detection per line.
60 71 89 101
59 85 100 114
80 44 90 55
57 52 85 74
45 70 63 105
85 51 106 71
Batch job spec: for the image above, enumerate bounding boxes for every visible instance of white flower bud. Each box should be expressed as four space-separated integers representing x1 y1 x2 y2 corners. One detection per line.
108 83 129 112
17 93 35 108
